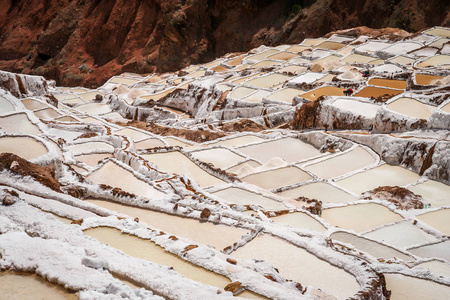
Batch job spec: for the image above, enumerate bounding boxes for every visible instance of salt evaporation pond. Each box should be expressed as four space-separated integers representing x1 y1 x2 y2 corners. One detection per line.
384 273 450 300
0 271 77 300
386 97 435 119
237 137 322 163
353 86 403 98
330 232 413 261
163 137 192 147
141 151 226 187
109 77 140 85
300 86 346 101
230 86 258 100
34 107 62 119
86 199 248 250
363 221 438 249
329 99 380 119
69 142 114 156
289 72 326 84
277 181 357 204
314 41 345 50
416 208 450 235
190 148 245 169
21 98 48 110
408 180 450 207
341 54 376 63
303 146 376 179
0 96 15 114
425 27 450 38
413 260 450 278
368 78 407 89
134 138 166 150
442 102 450 113
265 88 303 103
211 187 286 211
87 161 165 199
0 113 42 135
246 49 280 61
336 164 421 194
321 203 403 233
206 135 264 147
408 240 450 261
241 166 312 190
381 42 422 56
267 52 299 60
75 103 111 115
415 73 444 85
355 41 391 53
114 128 152 142
79 91 104 101
232 234 360 299
417 55 450 68
245 73 291 88
75 153 112 167
241 90 272 103
389 55 415 66
271 212 327 233
0 136 48 160
84 227 230 289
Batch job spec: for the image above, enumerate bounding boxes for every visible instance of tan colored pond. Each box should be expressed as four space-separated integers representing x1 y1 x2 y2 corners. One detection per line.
417 208 450 235
21 98 48 110
247 49 280 61
408 180 450 207
314 41 345 50
0 136 48 160
408 240 450 261
265 88 304 104
363 221 438 249
286 45 310 53
251 60 281 69
79 91 104 101
322 203 403 233
230 86 258 100
389 55 415 66
134 138 166 150
206 135 264 147
75 153 112 167
211 65 229 73
190 148 245 169
0 271 77 300
267 52 299 60
277 65 307 75
300 86 346 101
386 97 435 119
277 181 357 204
84 227 230 288
271 212 327 233
237 137 322 163
245 74 291 89
330 232 413 261
211 187 286 211
230 72 265 85
242 166 312 190
0 113 42 135
415 73 445 85
241 90 272 103
413 260 450 278
61 98 85 106
425 27 450 38
54 94 77 101
109 77 140 85
368 78 407 89
224 55 245 67
140 88 175 101
141 151 226 187
87 161 165 199
302 38 327 46
232 234 360 299
442 102 450 113
34 107 62 119
75 103 111 115
69 142 114 156
114 128 152 142
303 147 376 179
384 273 450 300
417 55 450 68
336 164 421 194
353 86 403 98
163 137 192 147
86 199 247 250
341 54 376 63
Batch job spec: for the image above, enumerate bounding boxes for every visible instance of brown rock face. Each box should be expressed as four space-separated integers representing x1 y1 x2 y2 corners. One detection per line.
363 186 425 210
1 0 449 87
0 153 61 192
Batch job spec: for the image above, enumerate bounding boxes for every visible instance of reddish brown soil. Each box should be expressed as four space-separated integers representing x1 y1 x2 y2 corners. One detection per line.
363 186 425 210
220 119 267 133
1 0 449 87
0 152 61 192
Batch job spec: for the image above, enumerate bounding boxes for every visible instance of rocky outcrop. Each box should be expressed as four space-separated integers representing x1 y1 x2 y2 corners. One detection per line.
1 0 449 87
362 186 425 210
0 70 50 98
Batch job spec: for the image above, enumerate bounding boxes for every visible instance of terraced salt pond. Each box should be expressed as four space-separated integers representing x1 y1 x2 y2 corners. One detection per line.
300 86 346 101
86 199 248 250
277 181 357 204
34 107 62 119
336 164 421 194
21 98 48 110
0 136 48 159
190 148 245 169
75 103 111 115
0 96 15 114
134 138 166 150
232 234 360 299
270 212 327 233
69 142 114 156
417 55 450 68
384 273 450 300
413 260 450 278
329 99 380 118
206 135 264 147
368 78 407 89
321 203 403 233
141 151 226 187
75 153 112 167
211 187 286 211
408 241 450 261
84 227 230 289
415 73 445 85
303 146 376 179
0 271 77 299
241 166 312 190
386 97 436 119
408 180 450 207
353 86 403 98
244 73 291 88
0 113 42 134
87 161 165 199
416 208 450 235
237 137 322 163
114 127 152 142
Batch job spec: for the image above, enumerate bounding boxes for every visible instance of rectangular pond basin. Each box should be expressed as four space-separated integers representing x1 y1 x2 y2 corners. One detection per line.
267 52 299 60
290 72 326 84
330 99 380 119
286 45 310 53
321 203 403 233
75 153 113 167
0 136 48 160
368 78 407 89
206 135 265 148
232 234 360 299
389 56 415 66
141 151 226 187
384 273 450 300
277 181 357 204
75 103 111 115
84 227 230 289
381 42 422 56
300 86 346 101
230 86 258 100
241 90 272 103
336 164 421 195
114 128 152 142
70 142 114 156
276 65 307 75
415 73 445 85
87 161 165 200
109 77 140 85
250 60 282 69
21 99 48 110
190 148 246 169
355 41 391 53
246 49 280 62
314 41 345 50
86 199 248 250
386 97 435 119
134 138 166 150
34 107 62 119
408 180 450 207
303 146 376 179
0 113 42 135
425 27 450 38
79 91 104 101
330 231 413 261
363 221 439 249
413 260 450 278
244 74 291 89
408 240 450 262
140 88 175 101
162 137 193 148
211 187 286 211
341 54 377 63
237 137 323 163
241 166 312 190
417 208 450 235
265 88 304 104
353 86 403 99
270 212 327 233
417 55 450 68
